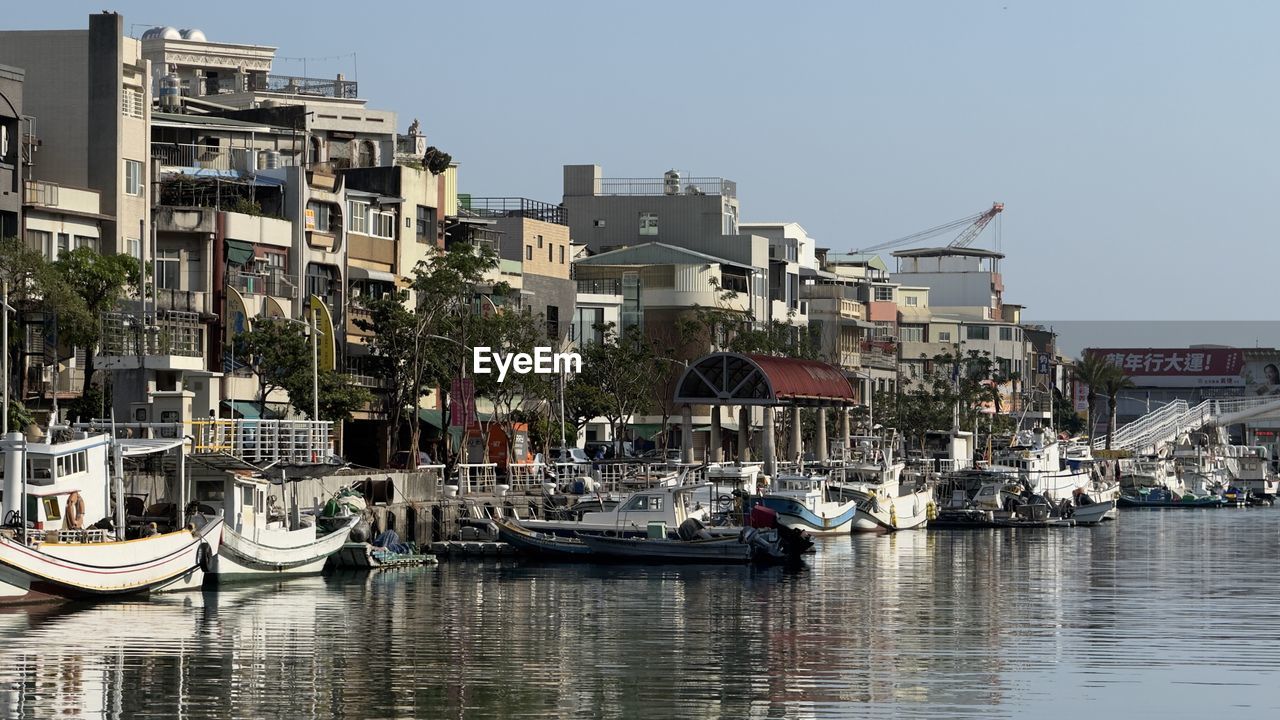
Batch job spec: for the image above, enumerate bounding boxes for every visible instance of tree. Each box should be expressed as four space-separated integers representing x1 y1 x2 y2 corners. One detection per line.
287 369 373 423
562 373 608 446
238 320 311 418
52 247 142 390
355 242 503 464
578 324 655 454
1102 370 1135 450
1072 353 1116 441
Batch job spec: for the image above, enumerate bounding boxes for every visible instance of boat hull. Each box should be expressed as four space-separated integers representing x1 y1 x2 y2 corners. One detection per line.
578 534 753 563
0 520 222 606
209 518 356 583
757 496 858 534
495 520 593 558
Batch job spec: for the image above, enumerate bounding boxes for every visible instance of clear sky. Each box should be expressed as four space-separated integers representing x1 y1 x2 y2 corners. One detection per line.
8 1 1280 326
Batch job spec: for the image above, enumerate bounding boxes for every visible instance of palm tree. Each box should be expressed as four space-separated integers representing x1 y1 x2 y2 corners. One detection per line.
1072 353 1115 440
1102 370 1136 450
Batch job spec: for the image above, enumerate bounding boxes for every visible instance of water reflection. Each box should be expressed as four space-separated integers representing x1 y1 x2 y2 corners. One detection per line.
0 511 1278 718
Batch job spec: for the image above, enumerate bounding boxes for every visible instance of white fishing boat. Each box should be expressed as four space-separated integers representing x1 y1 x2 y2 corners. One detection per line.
521 482 729 538
196 470 357 583
988 426 1090 500
1220 445 1277 502
0 431 221 605
762 432 932 534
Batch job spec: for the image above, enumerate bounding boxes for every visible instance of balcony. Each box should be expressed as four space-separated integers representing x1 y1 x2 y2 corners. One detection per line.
859 340 898 371
249 74 358 99
152 142 263 174
575 278 622 296
23 179 59 206
98 311 206 371
461 197 567 226
26 365 85 398
228 269 297 299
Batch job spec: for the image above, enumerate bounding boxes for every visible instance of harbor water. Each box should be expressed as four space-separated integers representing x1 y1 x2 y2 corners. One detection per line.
1 510 1278 719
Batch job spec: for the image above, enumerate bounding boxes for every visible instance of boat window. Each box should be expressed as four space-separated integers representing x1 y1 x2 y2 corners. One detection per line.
242 487 255 506
43 496 61 521
29 458 53 484
621 494 663 512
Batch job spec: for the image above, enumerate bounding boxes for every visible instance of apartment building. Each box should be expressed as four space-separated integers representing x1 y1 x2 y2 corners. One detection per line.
0 12 153 258
0 63 22 240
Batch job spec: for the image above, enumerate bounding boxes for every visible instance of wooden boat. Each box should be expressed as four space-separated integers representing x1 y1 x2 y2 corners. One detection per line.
495 518 594 558
1118 487 1224 508
0 432 222 604
199 472 358 583
578 533 757 563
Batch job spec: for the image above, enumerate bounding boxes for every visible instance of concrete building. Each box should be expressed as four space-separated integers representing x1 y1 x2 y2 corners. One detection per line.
891 247 1005 319
0 12 153 257
463 197 575 343
0 63 23 240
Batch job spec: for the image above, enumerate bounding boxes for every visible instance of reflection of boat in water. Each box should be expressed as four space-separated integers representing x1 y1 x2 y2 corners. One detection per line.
0 433 221 605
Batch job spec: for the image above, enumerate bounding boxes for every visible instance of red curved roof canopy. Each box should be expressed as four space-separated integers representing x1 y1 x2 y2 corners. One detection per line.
674 352 857 407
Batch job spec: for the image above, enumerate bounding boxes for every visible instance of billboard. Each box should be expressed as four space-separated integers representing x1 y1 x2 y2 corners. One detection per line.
1086 348 1246 388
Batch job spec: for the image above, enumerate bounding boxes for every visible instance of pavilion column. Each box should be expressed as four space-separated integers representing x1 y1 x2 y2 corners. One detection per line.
763 407 777 478
816 407 828 462
710 405 723 463
840 407 851 458
789 405 802 463
681 403 694 464
739 406 751 462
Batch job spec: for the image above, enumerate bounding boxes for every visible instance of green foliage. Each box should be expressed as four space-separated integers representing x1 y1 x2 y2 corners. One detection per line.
354 242 503 462
892 349 1018 450
577 324 656 448
287 370 374 423
226 196 263 216
239 319 371 422
7 399 35 433
64 381 111 423
423 146 452 175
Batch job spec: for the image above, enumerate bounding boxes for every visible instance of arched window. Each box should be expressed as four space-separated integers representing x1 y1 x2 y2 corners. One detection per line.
309 137 323 165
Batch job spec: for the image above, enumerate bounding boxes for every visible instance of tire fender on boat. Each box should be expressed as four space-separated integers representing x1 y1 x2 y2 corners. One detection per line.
196 541 213 573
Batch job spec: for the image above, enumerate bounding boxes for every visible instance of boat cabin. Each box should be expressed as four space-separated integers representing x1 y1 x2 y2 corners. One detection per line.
1 434 111 532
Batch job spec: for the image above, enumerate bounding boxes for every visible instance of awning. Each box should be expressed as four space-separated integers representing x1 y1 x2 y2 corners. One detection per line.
225 239 255 266
118 438 185 457
222 400 284 420
674 352 856 407
348 266 397 283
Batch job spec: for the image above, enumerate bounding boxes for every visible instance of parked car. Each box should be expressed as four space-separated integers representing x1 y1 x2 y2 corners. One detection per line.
389 451 433 470
547 447 591 465
640 448 684 463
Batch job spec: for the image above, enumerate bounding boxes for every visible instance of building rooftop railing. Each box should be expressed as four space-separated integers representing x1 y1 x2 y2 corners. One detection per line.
249 74 358 99
597 176 736 198
460 197 567 226
576 278 622 296
100 311 204 359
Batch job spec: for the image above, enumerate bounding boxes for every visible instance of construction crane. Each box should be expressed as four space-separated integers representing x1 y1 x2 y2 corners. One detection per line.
854 202 1004 253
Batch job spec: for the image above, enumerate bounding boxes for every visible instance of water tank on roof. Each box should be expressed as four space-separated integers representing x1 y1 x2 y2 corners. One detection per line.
663 170 680 196
159 71 182 110
142 26 181 40
262 151 281 170
180 28 207 42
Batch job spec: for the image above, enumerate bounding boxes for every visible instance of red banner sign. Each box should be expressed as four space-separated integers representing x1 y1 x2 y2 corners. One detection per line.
1086 348 1245 387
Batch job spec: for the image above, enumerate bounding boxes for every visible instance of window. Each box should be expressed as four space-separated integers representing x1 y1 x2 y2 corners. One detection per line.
156 249 180 290
415 205 435 242
575 307 605 345
525 245 533 261
122 88 144 119
56 233 70 258
999 326 1013 341
548 244 553 262
593 219 606 228
308 202 336 232
358 141 376 168
639 212 658 236
124 160 142 196
621 271 642 332
25 230 51 257
371 210 395 239
128 237 142 259
346 201 368 233
546 305 560 339
899 325 925 343
537 235 544 248
938 331 952 342
74 235 98 253
874 286 893 302
966 325 990 341
559 245 565 264
904 295 918 306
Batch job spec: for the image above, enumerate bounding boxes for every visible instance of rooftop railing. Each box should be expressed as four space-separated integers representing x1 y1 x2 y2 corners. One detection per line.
248 74 358 99
228 268 297 299
152 142 259 173
461 197 567 225
597 176 736 198
100 311 204 358
575 278 622 295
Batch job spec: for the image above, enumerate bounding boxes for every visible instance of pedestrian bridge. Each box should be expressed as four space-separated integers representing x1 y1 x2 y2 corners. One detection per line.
1092 396 1280 454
